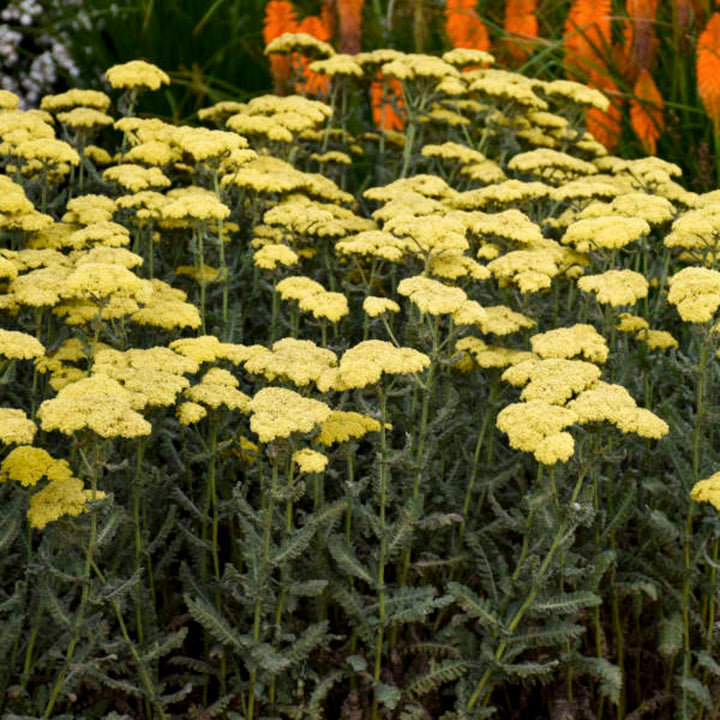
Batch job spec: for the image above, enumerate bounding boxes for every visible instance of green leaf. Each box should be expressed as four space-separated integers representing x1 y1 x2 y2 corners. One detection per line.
251 642 291 674
697 651 720 677
575 656 622 705
375 682 401 710
288 580 328 597
658 612 683 658
530 591 601 616
681 677 712 709
184 594 249 651
285 621 329 666
500 660 558 680
327 537 375 587
346 654 367 672
447 582 502 630
406 660 469 696
143 627 189 663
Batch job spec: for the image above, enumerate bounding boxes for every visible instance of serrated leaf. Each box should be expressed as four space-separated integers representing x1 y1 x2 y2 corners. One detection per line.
251 642 291 674
327 537 375 587
681 676 712 709
285 621 329 665
575 656 622 705
658 612 683 658
447 582 502 630
143 627 189 663
288 580 328 597
530 591 601 615
375 682 401 709
697 650 720 677
406 660 469 696
346 654 367 672
500 659 558 680
184 594 249 652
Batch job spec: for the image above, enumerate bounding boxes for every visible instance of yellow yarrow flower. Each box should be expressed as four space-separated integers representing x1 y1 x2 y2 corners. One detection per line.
691 472 720 512
105 60 170 91
248 387 332 443
530 324 608 364
0 445 57 487
496 400 578 463
244 338 338 388
577 269 649 307
667 266 720 323
502 358 602 405
0 329 45 360
177 401 208 426
397 276 467 315
293 448 329 474
318 340 430 391
253 244 299 270
562 216 649 253
363 296 401 317
636 329 678 351
616 313 650 333
37 374 152 438
299 291 350 323
315 410 382 446
0 408 37 445
456 337 534 369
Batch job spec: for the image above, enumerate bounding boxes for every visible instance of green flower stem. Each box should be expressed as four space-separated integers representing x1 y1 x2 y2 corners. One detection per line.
44 440 102 718
248 452 280 720
345 449 355 545
212 171 229 338
89 558 165 720
195 226 207 334
147 222 155 280
681 329 712 708
466 466 587 713
133 438 146 645
371 387 389 720
460 379 499 538
20 603 43 691
270 278 279 344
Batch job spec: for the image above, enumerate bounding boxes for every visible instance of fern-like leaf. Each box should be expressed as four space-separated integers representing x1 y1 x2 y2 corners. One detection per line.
407 660 469 696
447 582 502 630
184 594 250 651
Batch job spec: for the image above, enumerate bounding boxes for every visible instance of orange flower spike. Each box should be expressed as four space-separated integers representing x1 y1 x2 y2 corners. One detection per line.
504 0 539 64
370 74 406 132
630 69 664 154
263 0 298 45
294 14 332 96
446 0 490 51
563 0 612 81
338 0 364 54
586 74 622 150
263 0 299 90
697 13 720 131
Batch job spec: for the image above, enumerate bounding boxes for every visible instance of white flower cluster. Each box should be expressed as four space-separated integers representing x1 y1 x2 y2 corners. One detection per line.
0 0 83 107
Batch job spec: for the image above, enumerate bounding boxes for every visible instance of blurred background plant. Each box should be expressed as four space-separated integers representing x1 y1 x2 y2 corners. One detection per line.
5 0 720 188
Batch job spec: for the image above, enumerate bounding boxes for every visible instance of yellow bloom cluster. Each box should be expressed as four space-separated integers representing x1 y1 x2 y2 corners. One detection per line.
691 472 720 512
577 269 649 307
105 60 170 91
667 266 720 322
248 387 332 443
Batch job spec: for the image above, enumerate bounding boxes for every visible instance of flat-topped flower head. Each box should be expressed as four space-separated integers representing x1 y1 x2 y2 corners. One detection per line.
315 410 382 446
248 387 332 443
478 305 535 335
502 357 602 405
487 249 559 293
636 329 678 351
41 89 111 112
0 329 45 360
299 291 350 323
27 471 106 530
57 107 114 130
184 369 250 411
105 60 170 91
496 400 578 464
530 324 608 363
363 296 401 318
616 313 650 333
397 275 467 315
37 374 152 438
244 338 338 388
667 266 720 322
320 340 430 391
0 445 58 487
0 408 37 445
577 269 649 307
691 472 720 512
456 337 533 369
293 448 329 473
567 381 669 438
264 32 335 59
276 275 326 301
103 164 171 191
562 216 650 253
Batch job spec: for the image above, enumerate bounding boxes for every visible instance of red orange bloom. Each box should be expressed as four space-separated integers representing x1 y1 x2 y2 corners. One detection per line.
370 73 406 132
338 0 364 54
445 0 490 51
630 69 664 153
697 13 720 129
263 0 299 90
563 0 612 81
504 0 538 64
